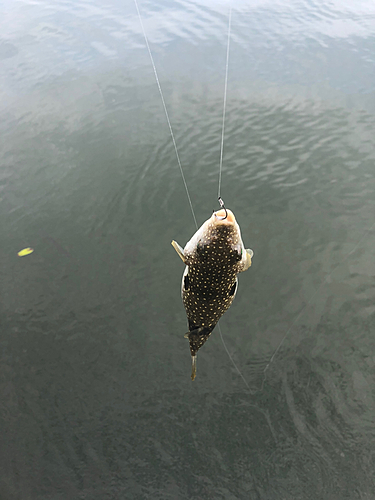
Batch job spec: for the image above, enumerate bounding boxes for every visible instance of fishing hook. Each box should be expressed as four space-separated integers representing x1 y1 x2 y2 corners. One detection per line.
215 197 228 220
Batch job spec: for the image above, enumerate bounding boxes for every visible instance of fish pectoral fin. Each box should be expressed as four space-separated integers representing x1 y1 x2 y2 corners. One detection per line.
171 240 186 263
242 248 253 271
246 248 254 258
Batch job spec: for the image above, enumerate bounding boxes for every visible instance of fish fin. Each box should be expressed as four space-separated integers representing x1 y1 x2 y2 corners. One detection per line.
184 327 203 339
242 248 253 271
191 355 197 381
171 240 186 263
229 278 238 297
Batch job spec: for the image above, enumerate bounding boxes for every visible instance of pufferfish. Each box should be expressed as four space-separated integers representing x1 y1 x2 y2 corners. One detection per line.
172 207 253 380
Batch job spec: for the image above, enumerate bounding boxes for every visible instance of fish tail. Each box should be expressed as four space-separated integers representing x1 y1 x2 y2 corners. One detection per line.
191 355 197 381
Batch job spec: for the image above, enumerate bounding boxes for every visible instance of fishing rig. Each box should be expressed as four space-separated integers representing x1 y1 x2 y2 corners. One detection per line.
133 0 375 391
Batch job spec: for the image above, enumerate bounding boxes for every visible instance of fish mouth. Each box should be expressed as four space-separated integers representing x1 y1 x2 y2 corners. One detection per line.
213 208 236 224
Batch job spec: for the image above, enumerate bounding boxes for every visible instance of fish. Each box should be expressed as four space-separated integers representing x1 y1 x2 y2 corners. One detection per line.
172 207 253 380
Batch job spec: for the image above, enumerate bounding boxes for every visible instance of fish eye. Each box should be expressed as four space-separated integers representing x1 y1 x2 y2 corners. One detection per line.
196 240 203 254
232 244 242 261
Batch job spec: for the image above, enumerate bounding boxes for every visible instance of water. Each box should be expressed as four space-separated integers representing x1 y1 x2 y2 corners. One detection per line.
1 0 375 498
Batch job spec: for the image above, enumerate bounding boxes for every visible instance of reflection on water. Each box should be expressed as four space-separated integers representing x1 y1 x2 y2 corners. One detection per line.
1 0 375 498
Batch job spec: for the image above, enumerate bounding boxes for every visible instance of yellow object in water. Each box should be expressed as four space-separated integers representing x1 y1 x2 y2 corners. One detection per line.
17 247 34 257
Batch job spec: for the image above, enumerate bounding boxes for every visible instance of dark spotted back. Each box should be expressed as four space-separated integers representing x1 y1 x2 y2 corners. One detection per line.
182 221 243 356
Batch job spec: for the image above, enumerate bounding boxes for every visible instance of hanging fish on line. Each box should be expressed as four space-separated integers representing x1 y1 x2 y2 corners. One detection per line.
172 202 253 381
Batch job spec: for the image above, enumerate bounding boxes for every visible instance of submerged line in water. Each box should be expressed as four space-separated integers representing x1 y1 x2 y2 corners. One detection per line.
218 322 252 392
260 218 375 391
134 0 198 229
218 2 232 200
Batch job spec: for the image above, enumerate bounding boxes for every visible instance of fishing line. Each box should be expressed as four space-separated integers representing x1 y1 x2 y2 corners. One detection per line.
218 2 232 201
136 1 375 394
136 0 251 389
215 2 252 389
259 217 375 392
218 323 252 391
134 0 198 229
